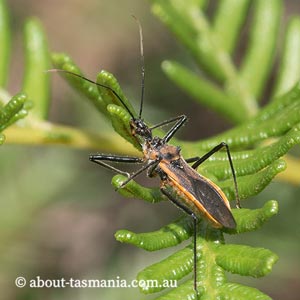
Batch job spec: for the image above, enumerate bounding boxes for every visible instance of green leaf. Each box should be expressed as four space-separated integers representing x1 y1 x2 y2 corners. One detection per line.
239 0 282 99
212 0 251 54
96 71 136 116
229 200 279 234
152 0 259 122
219 159 286 200
22 18 50 119
51 54 140 147
135 223 278 298
51 53 109 116
218 283 272 300
215 244 278 277
0 93 30 132
162 60 246 123
115 215 193 251
188 83 300 150
116 200 279 254
107 104 138 147
152 0 220 78
0 0 11 87
137 242 196 294
273 17 300 97
112 174 162 202
151 280 196 300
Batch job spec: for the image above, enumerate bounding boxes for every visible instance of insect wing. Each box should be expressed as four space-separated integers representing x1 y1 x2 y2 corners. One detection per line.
188 172 236 229
160 158 236 229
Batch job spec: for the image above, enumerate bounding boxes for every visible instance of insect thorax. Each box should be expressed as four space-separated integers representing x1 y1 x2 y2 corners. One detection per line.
142 137 181 162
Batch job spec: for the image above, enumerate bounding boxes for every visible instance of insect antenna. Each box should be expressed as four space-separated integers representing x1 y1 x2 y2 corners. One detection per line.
46 69 136 120
132 15 145 120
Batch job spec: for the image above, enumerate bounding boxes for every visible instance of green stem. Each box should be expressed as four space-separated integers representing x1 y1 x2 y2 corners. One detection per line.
3 121 138 154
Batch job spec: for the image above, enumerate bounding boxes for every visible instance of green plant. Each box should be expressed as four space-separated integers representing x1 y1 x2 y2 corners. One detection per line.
1 0 300 299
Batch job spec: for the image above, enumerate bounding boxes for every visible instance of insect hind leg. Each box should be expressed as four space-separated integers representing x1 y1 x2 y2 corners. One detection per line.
160 187 199 297
186 142 241 209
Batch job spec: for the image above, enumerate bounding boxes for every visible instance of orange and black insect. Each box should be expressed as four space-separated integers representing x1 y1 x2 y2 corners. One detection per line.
50 19 240 296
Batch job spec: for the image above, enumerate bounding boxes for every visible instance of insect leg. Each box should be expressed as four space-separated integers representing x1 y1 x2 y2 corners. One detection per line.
161 115 187 143
147 114 187 143
161 187 198 296
189 142 241 208
118 159 159 187
89 154 143 176
146 161 160 178
150 114 186 130
185 156 200 164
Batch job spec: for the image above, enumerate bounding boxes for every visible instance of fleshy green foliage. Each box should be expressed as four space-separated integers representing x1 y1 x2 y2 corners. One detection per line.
0 0 50 143
50 1 300 299
51 53 141 149
0 93 31 144
22 17 50 119
0 4 117 151
152 0 300 124
115 201 278 300
1 0 300 299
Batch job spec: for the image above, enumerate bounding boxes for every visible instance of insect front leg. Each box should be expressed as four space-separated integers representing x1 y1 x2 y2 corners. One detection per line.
186 142 241 209
147 115 187 143
161 115 187 143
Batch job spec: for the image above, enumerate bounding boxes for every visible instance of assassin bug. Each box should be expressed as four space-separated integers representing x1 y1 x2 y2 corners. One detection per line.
50 18 240 296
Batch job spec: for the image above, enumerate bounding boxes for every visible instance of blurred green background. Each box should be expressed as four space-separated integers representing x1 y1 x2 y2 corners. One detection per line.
1 1 299 299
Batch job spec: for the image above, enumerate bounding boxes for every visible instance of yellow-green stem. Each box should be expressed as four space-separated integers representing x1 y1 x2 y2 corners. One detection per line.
3 121 139 155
